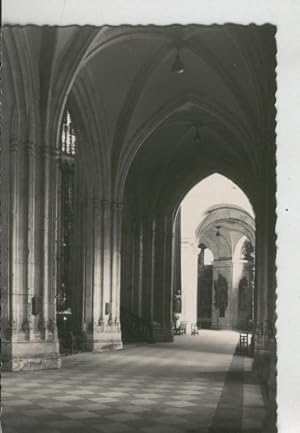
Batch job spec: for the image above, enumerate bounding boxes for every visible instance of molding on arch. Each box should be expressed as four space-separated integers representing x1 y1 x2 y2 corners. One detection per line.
114 91 257 201
111 42 173 169
84 26 171 65
171 171 256 221
195 204 255 245
232 234 254 262
69 73 110 198
3 28 39 145
45 27 99 150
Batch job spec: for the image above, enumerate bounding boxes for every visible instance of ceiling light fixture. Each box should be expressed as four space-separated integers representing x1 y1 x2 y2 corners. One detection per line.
172 50 184 74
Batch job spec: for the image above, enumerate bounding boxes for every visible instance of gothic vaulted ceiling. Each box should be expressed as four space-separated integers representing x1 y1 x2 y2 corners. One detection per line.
3 25 276 215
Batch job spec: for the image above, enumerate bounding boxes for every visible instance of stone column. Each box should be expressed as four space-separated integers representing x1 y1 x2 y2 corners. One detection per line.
41 146 50 340
30 143 44 342
102 199 112 323
90 197 104 337
135 222 143 317
153 216 162 323
120 211 131 312
82 198 94 346
6 140 20 350
111 202 123 325
253 196 276 393
150 220 156 322
26 141 37 341
232 259 253 330
130 222 136 312
180 236 198 333
159 215 173 340
0 123 12 363
70 178 85 338
231 259 246 329
165 215 175 334
88 199 122 351
151 214 173 341
142 218 155 322
47 148 60 343
3 142 61 371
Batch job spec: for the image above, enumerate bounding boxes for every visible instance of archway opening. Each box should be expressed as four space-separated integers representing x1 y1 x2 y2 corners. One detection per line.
177 173 255 334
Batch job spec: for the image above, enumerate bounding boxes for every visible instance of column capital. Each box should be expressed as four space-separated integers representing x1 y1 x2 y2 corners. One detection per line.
21 319 32 332
92 197 102 209
9 139 19 152
39 146 60 160
24 140 36 154
112 201 124 210
39 146 51 159
198 242 207 251
59 153 75 168
102 199 112 209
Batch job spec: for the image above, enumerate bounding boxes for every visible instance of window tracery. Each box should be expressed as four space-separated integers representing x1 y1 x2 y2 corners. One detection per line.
61 110 76 156
57 108 76 323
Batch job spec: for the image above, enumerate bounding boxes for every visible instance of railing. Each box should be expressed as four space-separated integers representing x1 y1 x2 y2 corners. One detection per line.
120 308 152 342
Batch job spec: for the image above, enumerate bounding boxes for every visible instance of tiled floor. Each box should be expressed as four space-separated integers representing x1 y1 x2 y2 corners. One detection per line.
1 330 267 433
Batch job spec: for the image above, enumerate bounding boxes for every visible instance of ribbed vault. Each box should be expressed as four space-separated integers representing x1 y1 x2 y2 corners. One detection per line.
195 205 255 260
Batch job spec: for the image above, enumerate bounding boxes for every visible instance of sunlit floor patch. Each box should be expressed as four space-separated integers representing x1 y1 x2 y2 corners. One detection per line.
2 330 266 433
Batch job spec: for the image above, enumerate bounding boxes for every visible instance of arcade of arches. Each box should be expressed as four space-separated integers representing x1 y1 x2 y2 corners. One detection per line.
179 203 255 334
2 24 276 430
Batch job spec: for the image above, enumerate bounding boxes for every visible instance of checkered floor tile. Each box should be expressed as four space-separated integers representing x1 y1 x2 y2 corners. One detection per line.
1 330 267 433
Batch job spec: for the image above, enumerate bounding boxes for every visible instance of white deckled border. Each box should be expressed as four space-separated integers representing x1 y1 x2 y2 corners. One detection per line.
2 1 300 432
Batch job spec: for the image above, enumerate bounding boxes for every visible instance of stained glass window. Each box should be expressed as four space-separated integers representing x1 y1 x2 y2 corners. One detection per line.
57 108 76 324
61 110 76 155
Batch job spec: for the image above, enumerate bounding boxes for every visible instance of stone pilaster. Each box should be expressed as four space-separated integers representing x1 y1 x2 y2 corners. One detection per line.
149 220 156 322
135 222 143 317
141 218 156 322
151 214 173 341
180 237 198 333
253 201 276 397
102 199 112 322
162 215 174 339
86 199 122 352
2 142 61 371
92 197 103 327
111 201 123 323
129 223 136 312
2 139 20 369
25 141 36 341
81 197 94 345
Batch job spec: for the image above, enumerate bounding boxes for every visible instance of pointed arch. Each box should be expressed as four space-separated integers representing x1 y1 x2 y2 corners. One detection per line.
115 92 259 202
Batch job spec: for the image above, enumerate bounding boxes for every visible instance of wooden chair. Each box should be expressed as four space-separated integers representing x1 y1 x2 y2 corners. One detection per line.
191 323 199 335
180 321 187 335
173 322 181 335
173 321 187 335
239 331 249 354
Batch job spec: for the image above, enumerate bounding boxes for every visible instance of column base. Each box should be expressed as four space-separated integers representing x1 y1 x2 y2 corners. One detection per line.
2 340 61 371
253 338 277 432
253 340 276 396
150 325 173 343
86 326 123 352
